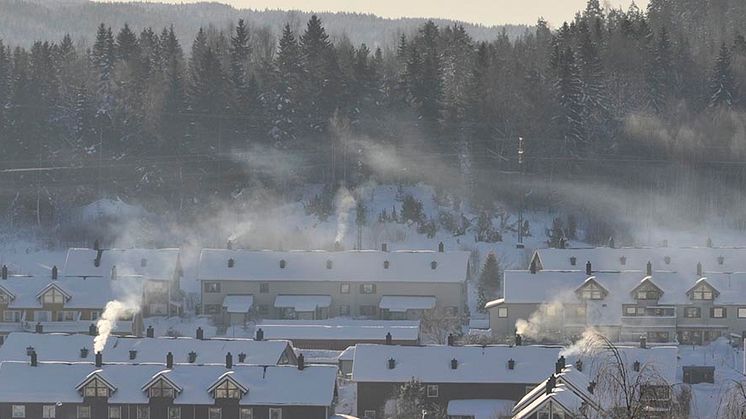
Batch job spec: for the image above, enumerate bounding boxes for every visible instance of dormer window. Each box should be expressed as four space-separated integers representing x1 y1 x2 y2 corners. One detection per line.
688 281 719 301
633 280 662 301
82 378 111 398
213 380 242 399
43 289 65 304
580 283 604 300
279 260 286 269
148 379 176 398
636 290 660 300
326 260 333 269
0 292 9 305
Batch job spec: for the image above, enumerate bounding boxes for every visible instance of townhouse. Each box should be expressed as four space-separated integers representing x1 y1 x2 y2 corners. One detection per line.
0 356 337 419
253 319 421 349
488 260 746 344
198 246 470 324
0 270 143 344
351 343 563 419
63 248 183 317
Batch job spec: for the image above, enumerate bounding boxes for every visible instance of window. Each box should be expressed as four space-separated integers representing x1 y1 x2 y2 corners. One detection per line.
359 305 377 316
269 408 282 419
360 283 376 294
77 406 91 419
363 411 376 419
204 282 221 293
497 307 508 318
108 407 121 419
208 408 222 419
214 380 242 399
43 405 55 418
636 290 659 300
580 283 604 300
3 310 21 322
711 307 726 318
684 307 701 318
239 408 254 419
260 283 270 293
11 405 25 418
739 308 746 318
340 283 350 294
426 384 439 398
136 406 150 419
683 366 715 384
83 378 110 397
692 284 714 300
339 305 351 316
624 305 645 316
0 293 9 304
57 311 77 321
43 289 65 304
166 407 180 419
149 379 176 398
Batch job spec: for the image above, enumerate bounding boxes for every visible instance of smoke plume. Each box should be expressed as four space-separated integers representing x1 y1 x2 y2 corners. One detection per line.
94 299 140 353
334 187 356 244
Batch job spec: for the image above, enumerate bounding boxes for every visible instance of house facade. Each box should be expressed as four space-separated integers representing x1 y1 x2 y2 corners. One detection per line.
351 344 563 419
488 263 746 345
198 248 470 325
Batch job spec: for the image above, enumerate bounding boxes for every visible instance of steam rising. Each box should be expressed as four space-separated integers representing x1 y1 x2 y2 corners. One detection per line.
94 299 140 353
334 187 356 244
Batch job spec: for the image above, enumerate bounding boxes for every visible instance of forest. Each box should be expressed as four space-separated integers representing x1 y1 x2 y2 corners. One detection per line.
2 0 746 237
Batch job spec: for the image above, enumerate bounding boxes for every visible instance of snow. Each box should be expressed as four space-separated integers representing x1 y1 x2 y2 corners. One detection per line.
338 345 356 361
198 249 470 283
0 362 337 406
63 248 180 281
378 295 436 312
79 198 147 221
143 316 217 338
447 399 515 419
274 294 332 311
222 295 254 313
0 275 143 310
352 344 563 384
296 349 342 364
256 319 420 342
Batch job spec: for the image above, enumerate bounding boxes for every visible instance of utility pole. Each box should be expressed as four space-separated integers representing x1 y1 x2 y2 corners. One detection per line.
517 137 525 249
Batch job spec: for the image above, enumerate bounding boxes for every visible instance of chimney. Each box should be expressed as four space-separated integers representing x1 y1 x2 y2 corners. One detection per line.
94 249 103 267
255 328 264 341
570 256 577 266
385 332 392 345
146 325 154 338
438 242 444 253
26 346 34 356
558 355 566 370
227 240 232 250
588 381 596 394
1 265 7 279
381 243 388 252
646 261 652 276
697 262 703 277
95 352 103 368
238 352 247 363
89 323 97 336
529 259 537 274
93 239 100 251
297 353 305 371
188 351 197 363
707 237 713 248
559 237 567 249
608 237 615 248
388 358 396 369
585 261 592 276
30 350 38 367
110 265 117 280
640 336 647 349
225 352 233 369
633 360 640 372
575 359 583 372
545 374 556 395
80 347 89 358
447 333 454 346
51 265 58 280
334 241 342 251
515 333 522 346
166 352 173 369
196 327 204 340
129 350 137 360
451 359 458 370
555 359 563 374
35 322 43 334
508 359 515 370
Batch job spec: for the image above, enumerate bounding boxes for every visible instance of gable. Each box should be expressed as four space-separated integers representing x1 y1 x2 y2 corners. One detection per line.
631 277 663 299
575 278 608 300
686 279 719 300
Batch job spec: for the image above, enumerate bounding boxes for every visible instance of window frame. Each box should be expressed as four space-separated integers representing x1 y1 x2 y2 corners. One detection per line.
108 406 122 419
136 405 150 419
214 380 242 399
148 378 176 398
338 304 351 316
204 282 221 293
167 407 181 419
260 283 270 293
77 406 91 419
363 410 376 419
684 307 701 318
3 310 21 322
269 407 283 419
711 307 727 318
340 283 350 294
43 289 66 304
208 407 222 419
426 384 439 398
497 307 508 318
360 283 376 294
42 405 56 419
239 408 254 419
11 405 25 418
738 308 746 318
83 378 110 398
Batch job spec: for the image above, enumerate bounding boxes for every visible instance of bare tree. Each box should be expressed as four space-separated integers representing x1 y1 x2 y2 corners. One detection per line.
420 308 464 344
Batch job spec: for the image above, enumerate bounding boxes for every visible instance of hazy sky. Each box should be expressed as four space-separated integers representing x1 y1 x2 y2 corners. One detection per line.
122 0 650 26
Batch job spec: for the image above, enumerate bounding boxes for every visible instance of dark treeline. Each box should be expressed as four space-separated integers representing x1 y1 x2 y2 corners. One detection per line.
2 0 746 228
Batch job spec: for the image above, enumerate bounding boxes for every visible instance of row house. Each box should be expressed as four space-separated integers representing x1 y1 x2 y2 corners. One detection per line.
198 246 470 325
0 269 142 344
63 248 183 317
351 343 563 419
487 261 746 344
0 354 337 419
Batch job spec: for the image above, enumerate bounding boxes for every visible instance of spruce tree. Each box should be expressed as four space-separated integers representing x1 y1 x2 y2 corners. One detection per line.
710 43 735 108
553 45 585 153
477 252 501 312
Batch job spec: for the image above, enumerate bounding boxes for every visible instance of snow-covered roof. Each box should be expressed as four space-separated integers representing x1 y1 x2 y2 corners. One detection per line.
512 384 587 419
446 399 515 419
63 248 180 280
0 362 337 406
274 295 332 311
352 344 562 384
256 320 420 342
379 296 436 312
513 366 594 414
0 276 143 309
222 295 253 313
532 247 746 274
0 333 294 366
577 345 679 385
338 346 356 361
197 249 469 283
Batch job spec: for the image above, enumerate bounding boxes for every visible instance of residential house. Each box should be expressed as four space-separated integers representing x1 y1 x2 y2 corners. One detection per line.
63 248 183 317
198 247 469 324
351 343 563 419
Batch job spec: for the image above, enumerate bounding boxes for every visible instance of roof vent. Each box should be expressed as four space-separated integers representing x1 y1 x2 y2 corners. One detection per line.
140 258 147 267
227 258 235 268
664 256 671 265
718 256 725 265
1 265 7 279
166 352 173 369
146 325 154 338
298 353 305 371
575 359 583 372
129 350 137 360
280 259 286 269
447 333 455 346
633 360 640 372
585 261 592 276
196 327 204 340
381 243 388 252
30 350 37 367
508 359 515 370
385 332 392 345
545 374 556 395
383 260 390 269
529 259 537 274
697 262 703 277
238 352 247 363
94 249 103 267
188 351 197 363
226 240 232 250
225 352 233 369
608 237 615 248
707 237 713 248
588 381 596 394
438 242 444 253
326 260 333 269
35 322 43 334
26 346 35 356
51 266 58 280
95 351 102 368
646 261 652 276
93 239 100 251
255 328 264 341
430 261 438 270
388 358 396 369
451 359 458 370
570 257 577 266
80 347 89 358
620 256 627 266
110 265 117 280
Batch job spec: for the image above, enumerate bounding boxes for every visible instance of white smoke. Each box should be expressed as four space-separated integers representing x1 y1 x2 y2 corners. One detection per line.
93 299 140 354
514 299 567 341
334 187 356 244
559 328 605 357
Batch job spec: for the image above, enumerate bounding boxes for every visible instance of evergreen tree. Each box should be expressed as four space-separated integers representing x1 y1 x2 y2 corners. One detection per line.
552 45 585 153
230 19 251 110
115 23 140 62
477 252 501 312
270 24 304 146
710 43 736 108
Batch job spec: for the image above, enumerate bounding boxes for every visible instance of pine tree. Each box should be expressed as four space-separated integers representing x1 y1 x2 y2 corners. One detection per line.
414 20 443 121
270 24 303 146
230 19 251 109
477 252 501 312
647 26 673 113
115 23 140 62
710 43 735 108
553 45 585 153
